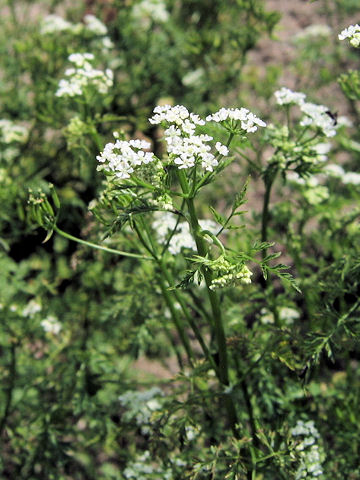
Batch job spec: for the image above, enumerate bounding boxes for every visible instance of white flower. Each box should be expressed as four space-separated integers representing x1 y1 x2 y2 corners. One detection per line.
291 420 324 479
149 104 205 128
150 105 226 172
339 24 360 47
83 14 108 35
287 171 306 185
294 24 331 42
56 53 113 97
300 102 337 137
41 315 62 334
22 300 42 318
40 14 74 34
0 119 28 144
259 308 275 325
312 142 332 162
279 306 300 325
152 212 219 255
182 68 205 86
215 142 229 156
343 172 360 185
102 36 114 50
132 0 169 28
337 115 353 127
274 87 306 106
324 164 345 177
97 139 154 179
206 107 266 133
68 52 94 67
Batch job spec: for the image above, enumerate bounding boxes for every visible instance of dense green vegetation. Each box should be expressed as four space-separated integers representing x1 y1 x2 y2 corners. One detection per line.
0 1 360 478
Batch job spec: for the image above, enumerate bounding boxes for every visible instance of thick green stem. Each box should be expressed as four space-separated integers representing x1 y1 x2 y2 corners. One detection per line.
176 169 238 435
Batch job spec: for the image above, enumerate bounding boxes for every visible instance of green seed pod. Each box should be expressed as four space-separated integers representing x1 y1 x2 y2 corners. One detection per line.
49 184 60 209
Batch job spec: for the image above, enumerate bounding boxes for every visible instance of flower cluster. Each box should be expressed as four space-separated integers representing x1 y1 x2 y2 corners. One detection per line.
291 420 324 478
274 87 306 106
293 24 331 42
300 103 337 137
150 105 229 171
124 451 172 480
206 107 266 133
152 212 219 255
132 0 169 28
97 138 155 180
0 119 29 163
55 53 113 98
338 24 360 48
83 14 108 35
324 164 360 185
41 315 62 335
287 173 329 205
260 306 300 325
0 119 28 145
40 13 110 40
118 387 163 434
40 14 74 34
22 299 42 318
209 256 252 290
273 88 337 137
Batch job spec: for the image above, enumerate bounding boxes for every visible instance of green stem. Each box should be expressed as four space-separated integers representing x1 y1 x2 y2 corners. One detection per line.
0 344 16 438
159 261 220 377
158 274 194 367
53 225 153 261
176 169 238 435
261 174 276 261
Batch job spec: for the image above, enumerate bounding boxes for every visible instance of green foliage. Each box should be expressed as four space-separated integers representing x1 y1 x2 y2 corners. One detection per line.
0 0 360 478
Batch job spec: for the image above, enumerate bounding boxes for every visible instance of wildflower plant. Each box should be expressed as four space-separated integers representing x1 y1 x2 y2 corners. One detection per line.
2 2 360 479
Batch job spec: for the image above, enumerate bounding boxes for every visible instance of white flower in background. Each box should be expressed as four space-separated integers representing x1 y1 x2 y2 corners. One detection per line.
119 387 163 434
56 53 113 97
312 143 332 162
101 36 114 50
132 0 169 28
324 164 345 177
41 315 62 334
0 119 28 144
343 172 360 185
22 300 42 318
152 212 219 255
206 107 266 133
337 116 353 128
291 420 324 479
279 306 300 325
83 14 108 35
40 14 74 34
259 308 275 325
124 451 172 479
293 24 331 42
97 139 154 179
338 24 360 47
40 14 111 41
182 68 205 87
287 171 307 185
274 87 306 106
300 103 337 137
